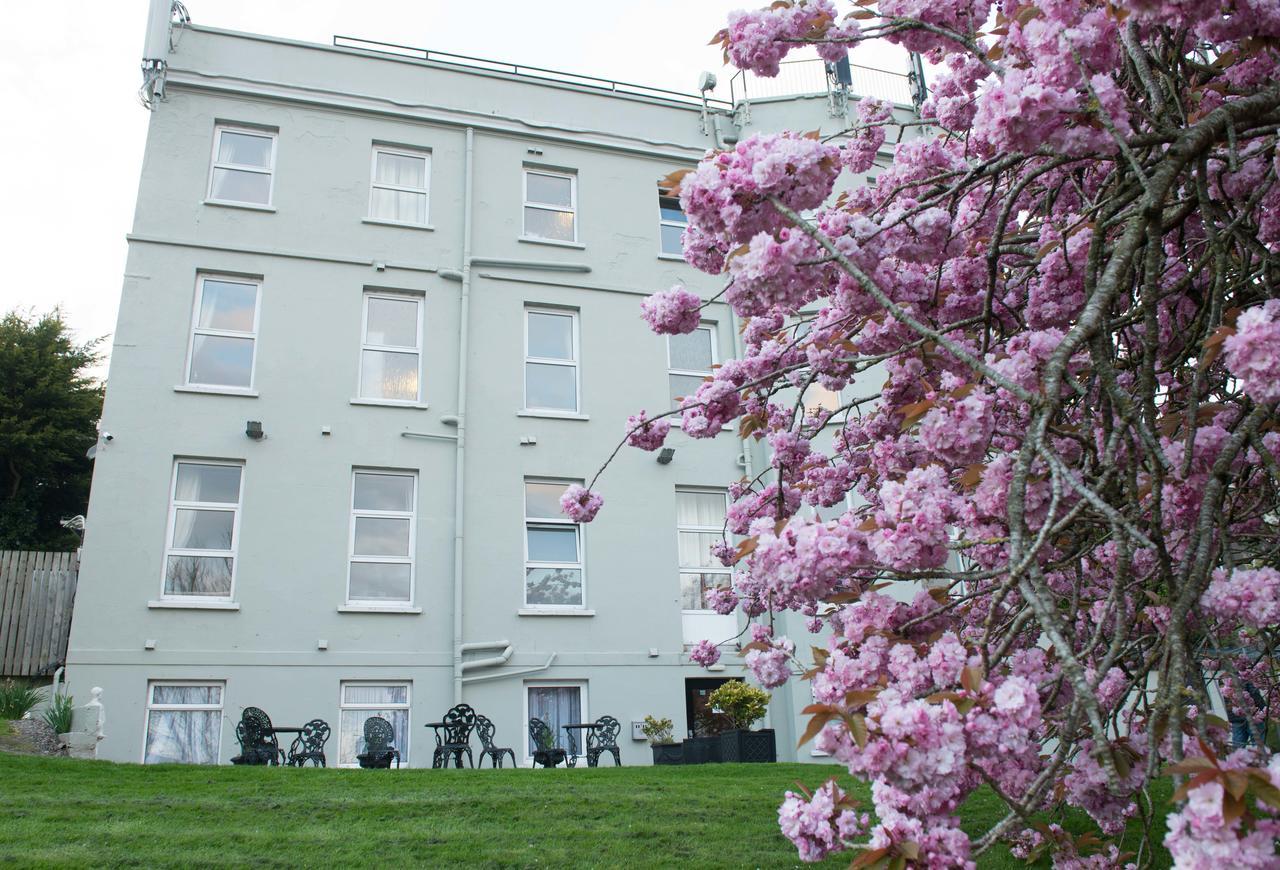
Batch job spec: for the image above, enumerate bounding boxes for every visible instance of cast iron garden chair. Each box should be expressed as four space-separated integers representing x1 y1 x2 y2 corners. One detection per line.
230 706 285 766
286 719 331 767
475 714 517 768
528 717 568 768
586 715 622 767
431 703 477 768
356 716 401 769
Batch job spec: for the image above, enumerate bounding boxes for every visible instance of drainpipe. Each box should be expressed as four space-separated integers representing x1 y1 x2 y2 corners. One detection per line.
451 127 476 704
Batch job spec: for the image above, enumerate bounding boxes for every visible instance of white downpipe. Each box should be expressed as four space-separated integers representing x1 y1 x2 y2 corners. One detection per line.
460 640 514 672
462 653 558 685
452 127 475 703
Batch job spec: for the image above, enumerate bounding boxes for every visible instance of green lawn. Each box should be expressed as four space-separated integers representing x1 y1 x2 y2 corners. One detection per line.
0 752 1170 868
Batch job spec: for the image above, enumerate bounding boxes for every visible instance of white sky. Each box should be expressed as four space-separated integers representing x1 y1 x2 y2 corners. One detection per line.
0 1 907 375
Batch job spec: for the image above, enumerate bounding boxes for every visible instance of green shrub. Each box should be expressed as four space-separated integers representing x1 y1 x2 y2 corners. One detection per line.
707 681 770 730
43 692 74 734
0 680 43 719
641 715 674 745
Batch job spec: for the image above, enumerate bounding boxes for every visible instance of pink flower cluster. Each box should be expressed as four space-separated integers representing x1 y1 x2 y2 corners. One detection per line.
1224 301 1280 404
678 132 841 250
558 484 603 523
1200 567 1280 630
624 411 670 452
721 0 848 78
918 389 994 466
777 780 867 862
690 639 721 667
640 284 703 335
1164 778 1280 868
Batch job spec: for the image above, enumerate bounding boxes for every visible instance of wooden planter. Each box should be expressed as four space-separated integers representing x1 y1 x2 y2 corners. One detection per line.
719 728 777 763
681 735 722 764
651 743 684 765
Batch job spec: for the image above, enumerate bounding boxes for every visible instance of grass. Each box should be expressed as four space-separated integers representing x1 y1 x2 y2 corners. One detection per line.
0 752 1171 868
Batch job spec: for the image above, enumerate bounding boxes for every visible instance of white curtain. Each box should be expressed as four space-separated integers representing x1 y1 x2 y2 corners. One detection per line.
528 687 581 754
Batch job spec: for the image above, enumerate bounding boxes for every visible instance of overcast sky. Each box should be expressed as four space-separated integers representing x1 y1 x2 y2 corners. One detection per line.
0 1 908 376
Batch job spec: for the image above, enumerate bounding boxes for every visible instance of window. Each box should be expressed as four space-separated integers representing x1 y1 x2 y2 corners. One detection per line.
185 275 260 390
368 147 430 225
523 168 577 242
668 324 717 409
162 461 243 600
207 125 276 206
338 683 410 767
677 490 732 611
658 187 688 256
358 292 423 403
524 308 579 413
144 682 224 764
347 470 417 605
524 480 585 609
526 682 585 760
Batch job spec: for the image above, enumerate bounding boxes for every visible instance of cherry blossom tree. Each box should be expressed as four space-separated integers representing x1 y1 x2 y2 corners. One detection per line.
578 1 1280 866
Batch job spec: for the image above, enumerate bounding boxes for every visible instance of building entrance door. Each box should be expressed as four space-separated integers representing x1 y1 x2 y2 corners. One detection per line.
684 677 742 737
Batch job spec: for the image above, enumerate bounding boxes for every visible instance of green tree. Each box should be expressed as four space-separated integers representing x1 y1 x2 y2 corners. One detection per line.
0 310 104 549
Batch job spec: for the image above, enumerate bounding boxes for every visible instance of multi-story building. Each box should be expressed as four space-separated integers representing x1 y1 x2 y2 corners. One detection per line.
65 3 922 766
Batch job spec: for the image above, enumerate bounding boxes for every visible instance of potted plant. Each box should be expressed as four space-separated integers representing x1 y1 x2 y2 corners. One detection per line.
707 681 776 763
682 708 731 764
641 715 682 765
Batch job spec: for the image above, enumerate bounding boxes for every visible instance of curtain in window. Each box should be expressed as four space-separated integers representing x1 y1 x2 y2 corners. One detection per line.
338 686 410 765
144 710 221 764
676 491 725 527
528 686 581 754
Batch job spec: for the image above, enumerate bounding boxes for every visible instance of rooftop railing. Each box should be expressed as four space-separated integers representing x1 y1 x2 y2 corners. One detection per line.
729 58 916 106
332 35 732 109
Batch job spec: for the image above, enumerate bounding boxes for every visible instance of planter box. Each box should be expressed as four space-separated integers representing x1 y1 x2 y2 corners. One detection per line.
719 728 777 763
681 735 722 764
651 743 684 765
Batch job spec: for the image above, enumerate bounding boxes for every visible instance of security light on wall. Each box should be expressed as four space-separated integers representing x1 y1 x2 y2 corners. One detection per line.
697 71 717 93
246 420 264 440
657 447 675 465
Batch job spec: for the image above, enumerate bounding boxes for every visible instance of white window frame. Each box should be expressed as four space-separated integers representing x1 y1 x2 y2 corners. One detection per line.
356 291 425 405
523 680 588 766
160 459 244 603
523 478 587 612
338 681 411 769
206 124 277 208
367 145 431 227
183 273 261 393
676 488 733 614
667 323 718 419
658 187 688 257
522 168 578 243
346 469 418 607
141 680 225 765
523 307 581 414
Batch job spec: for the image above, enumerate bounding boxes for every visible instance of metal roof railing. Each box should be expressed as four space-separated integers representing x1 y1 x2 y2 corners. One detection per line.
729 58 915 106
332 35 732 109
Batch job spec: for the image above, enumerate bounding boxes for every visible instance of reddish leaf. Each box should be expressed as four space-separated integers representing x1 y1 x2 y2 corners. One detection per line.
1199 325 1236 371
959 463 986 489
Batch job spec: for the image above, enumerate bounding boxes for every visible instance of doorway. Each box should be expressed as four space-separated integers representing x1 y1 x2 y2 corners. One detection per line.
684 677 742 737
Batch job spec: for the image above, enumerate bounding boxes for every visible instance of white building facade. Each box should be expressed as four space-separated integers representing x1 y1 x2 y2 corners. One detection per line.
66 7 921 766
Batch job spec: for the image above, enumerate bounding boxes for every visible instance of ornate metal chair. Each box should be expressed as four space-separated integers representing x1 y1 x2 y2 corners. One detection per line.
230 706 285 766
528 717 567 768
475 715 516 768
356 716 400 769
431 703 478 769
287 719 331 767
586 715 622 767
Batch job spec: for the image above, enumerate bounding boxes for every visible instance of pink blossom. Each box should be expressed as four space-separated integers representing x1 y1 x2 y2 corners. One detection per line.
624 411 671 452
690 639 721 667
746 644 792 688
559 484 602 523
1224 301 1280 404
640 284 703 335
1201 566 1280 629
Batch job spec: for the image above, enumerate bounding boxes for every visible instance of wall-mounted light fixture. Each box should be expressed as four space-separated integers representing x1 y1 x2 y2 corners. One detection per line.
657 447 675 465
246 420 264 440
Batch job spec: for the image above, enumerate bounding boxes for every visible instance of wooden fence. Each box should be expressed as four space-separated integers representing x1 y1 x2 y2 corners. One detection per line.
0 551 80 678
